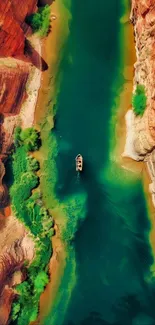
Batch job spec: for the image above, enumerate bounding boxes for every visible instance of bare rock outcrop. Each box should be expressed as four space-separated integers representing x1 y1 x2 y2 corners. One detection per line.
124 0 155 159
0 0 37 58
0 215 35 325
0 59 30 116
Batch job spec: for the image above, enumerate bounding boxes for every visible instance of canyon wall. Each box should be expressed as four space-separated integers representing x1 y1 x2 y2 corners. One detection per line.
123 0 155 160
0 0 37 57
0 2 39 323
0 0 40 210
123 0 155 205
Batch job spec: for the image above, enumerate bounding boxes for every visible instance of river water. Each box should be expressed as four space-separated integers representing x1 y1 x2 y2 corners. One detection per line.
44 0 155 325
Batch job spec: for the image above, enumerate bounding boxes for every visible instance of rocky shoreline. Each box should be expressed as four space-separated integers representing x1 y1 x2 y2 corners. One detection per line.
123 0 155 206
0 1 46 323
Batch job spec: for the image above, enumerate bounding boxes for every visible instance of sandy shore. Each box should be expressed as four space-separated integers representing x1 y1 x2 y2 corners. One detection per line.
122 110 143 161
20 35 42 129
112 6 145 176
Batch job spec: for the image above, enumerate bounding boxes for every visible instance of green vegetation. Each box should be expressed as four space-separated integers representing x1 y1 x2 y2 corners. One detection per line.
10 127 54 325
132 84 147 116
26 5 51 37
14 126 40 151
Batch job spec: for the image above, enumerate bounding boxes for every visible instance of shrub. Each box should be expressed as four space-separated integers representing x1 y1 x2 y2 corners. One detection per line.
10 128 53 325
14 126 22 147
132 84 147 116
14 127 40 151
20 128 40 151
12 146 27 182
12 302 21 321
26 5 51 37
27 156 39 172
34 271 49 294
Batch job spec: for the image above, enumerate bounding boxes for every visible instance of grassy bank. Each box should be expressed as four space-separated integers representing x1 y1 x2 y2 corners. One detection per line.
10 127 54 325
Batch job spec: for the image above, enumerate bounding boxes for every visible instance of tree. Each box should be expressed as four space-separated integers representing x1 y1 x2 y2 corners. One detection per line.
12 302 21 320
20 128 40 151
26 5 51 37
34 271 49 294
132 84 147 116
14 126 22 147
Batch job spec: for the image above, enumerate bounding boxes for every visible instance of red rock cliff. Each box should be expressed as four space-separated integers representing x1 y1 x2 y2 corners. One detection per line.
0 0 37 57
0 61 29 115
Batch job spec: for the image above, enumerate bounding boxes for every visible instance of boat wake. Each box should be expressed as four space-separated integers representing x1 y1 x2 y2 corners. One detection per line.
76 172 81 184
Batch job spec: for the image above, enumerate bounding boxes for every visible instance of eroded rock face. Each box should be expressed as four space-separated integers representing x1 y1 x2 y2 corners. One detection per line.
0 0 39 208
0 1 39 322
0 60 30 116
124 0 155 159
0 215 35 325
0 0 37 57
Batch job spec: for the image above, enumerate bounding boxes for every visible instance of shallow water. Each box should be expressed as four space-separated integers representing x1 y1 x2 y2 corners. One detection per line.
45 1 155 324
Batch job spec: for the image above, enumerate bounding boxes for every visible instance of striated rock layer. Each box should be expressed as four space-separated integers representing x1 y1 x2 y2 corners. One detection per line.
124 0 155 160
0 0 40 208
0 1 40 323
0 59 30 116
0 215 35 325
0 0 37 57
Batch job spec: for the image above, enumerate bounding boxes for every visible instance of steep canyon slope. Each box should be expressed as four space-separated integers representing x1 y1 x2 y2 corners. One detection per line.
0 1 38 324
124 0 155 159
123 0 155 204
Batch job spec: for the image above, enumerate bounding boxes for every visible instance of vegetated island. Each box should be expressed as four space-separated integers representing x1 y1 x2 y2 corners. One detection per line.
0 1 55 324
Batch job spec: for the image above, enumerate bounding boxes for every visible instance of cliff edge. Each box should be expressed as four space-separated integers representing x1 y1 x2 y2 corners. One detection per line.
0 1 41 324
123 0 155 160
0 0 37 57
123 0 155 205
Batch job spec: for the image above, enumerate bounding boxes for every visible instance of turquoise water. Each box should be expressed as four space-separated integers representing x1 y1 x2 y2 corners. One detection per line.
45 0 155 324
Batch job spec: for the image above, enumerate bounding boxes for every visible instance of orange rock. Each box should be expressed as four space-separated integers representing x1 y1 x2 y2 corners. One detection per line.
0 0 37 57
0 63 29 115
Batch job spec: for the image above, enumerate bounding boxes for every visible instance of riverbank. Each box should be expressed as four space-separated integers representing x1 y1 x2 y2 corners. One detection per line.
121 1 155 265
32 0 71 323
111 0 144 175
20 35 42 129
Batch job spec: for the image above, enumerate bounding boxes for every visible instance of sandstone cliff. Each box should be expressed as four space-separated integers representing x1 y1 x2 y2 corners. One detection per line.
0 1 41 323
123 0 155 160
123 0 155 205
0 215 35 325
0 59 30 116
0 0 41 209
0 0 37 57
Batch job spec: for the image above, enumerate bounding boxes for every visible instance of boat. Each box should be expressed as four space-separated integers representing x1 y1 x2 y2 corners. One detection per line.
75 154 83 172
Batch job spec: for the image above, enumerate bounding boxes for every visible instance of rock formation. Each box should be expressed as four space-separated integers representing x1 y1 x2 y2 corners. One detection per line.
0 215 35 325
123 0 155 205
0 1 40 323
124 0 155 160
0 0 37 57
0 0 40 209
0 60 30 116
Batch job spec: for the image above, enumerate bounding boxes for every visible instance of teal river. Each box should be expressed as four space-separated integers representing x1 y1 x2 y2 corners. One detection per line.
45 0 155 325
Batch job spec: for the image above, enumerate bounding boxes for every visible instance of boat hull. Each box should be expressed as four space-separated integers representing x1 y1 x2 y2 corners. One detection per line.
75 154 83 172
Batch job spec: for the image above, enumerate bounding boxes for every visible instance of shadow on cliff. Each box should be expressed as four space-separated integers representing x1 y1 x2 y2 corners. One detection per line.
38 0 53 5
25 40 48 71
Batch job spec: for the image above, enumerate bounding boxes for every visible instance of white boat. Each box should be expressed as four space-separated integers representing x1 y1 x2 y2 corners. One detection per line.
75 154 83 172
